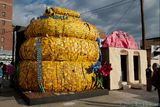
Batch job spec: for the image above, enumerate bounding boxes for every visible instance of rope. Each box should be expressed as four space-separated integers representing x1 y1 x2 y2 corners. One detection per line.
36 37 45 93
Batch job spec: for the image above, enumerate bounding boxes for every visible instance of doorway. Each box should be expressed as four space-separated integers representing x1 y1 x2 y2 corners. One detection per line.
121 55 127 82
134 56 139 80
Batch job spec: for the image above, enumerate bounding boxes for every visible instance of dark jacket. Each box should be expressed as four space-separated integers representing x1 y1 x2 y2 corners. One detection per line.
146 68 152 78
152 68 160 89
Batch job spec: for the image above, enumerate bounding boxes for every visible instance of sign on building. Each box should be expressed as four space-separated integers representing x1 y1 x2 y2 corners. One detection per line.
151 45 160 60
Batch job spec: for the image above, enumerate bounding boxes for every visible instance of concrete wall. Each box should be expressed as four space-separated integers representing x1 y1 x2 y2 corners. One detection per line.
108 48 122 89
139 50 147 84
108 47 147 90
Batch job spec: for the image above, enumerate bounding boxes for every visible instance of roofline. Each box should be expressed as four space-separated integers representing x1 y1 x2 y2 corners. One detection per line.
145 37 160 40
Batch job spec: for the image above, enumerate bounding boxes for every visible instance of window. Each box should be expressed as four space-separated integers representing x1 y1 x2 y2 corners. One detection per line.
1 29 5 35
0 45 4 51
2 4 6 9
1 37 4 42
2 20 5 25
0 40 4 51
2 12 6 17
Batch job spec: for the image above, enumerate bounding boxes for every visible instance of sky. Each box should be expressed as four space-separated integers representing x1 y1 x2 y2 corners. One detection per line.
13 0 160 46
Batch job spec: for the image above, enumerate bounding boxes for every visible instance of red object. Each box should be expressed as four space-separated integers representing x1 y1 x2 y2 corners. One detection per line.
103 31 138 49
6 64 15 75
99 62 112 76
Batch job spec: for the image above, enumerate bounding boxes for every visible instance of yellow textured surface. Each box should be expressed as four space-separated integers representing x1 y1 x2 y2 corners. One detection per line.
19 37 99 61
53 7 80 18
19 7 100 92
54 13 82 21
25 18 98 40
19 61 99 92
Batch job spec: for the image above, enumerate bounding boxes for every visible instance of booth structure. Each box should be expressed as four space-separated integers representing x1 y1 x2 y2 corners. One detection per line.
102 47 147 90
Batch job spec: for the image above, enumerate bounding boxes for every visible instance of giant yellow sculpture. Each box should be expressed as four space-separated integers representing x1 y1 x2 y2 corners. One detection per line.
19 7 100 93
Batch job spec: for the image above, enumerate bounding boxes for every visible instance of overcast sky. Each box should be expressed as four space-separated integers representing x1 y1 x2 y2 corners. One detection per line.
13 0 160 45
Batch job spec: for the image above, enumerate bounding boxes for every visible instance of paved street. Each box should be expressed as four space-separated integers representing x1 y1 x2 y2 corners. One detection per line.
0 82 159 107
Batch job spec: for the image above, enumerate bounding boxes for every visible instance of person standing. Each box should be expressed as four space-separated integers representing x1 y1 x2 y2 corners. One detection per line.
0 62 3 90
146 64 152 91
6 62 15 87
151 63 160 106
2 64 6 79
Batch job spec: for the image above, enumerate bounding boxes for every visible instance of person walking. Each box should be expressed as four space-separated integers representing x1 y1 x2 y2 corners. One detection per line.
146 64 152 92
151 63 160 106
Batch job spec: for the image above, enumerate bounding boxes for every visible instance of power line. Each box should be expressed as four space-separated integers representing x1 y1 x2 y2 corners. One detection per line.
81 0 136 34
82 1 131 18
110 0 136 32
81 0 134 15
81 0 133 24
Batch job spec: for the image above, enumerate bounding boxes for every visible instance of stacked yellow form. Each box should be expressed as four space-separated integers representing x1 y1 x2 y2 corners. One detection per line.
19 37 99 61
19 61 98 92
25 18 98 40
19 7 100 92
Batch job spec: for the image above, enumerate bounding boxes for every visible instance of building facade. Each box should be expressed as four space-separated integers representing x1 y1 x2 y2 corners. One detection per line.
144 37 160 65
0 0 13 63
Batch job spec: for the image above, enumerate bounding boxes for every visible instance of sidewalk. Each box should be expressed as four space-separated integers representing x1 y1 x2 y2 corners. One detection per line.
0 84 158 107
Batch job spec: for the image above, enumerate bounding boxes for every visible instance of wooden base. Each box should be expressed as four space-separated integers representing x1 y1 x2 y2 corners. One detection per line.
18 89 109 105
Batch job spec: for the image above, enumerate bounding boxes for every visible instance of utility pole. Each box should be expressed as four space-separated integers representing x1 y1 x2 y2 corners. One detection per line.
140 0 146 49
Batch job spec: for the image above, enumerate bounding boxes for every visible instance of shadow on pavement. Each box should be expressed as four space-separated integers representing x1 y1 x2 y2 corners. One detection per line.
80 100 123 107
117 88 158 105
80 99 157 107
0 79 15 97
0 79 27 105
0 87 27 105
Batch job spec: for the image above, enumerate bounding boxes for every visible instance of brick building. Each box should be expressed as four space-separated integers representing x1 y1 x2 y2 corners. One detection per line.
144 37 160 65
0 0 13 63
